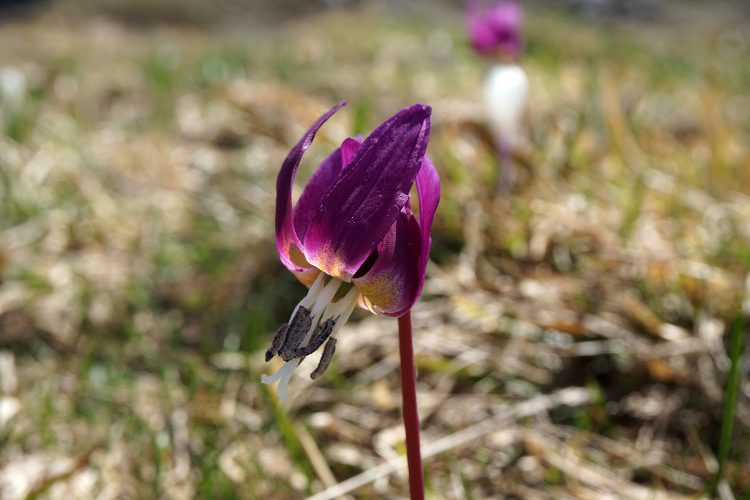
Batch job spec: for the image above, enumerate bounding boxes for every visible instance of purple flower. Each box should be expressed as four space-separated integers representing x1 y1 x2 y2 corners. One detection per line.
466 0 523 59
262 101 440 401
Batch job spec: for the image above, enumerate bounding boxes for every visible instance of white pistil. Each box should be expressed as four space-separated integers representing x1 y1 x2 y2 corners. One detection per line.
261 278 360 402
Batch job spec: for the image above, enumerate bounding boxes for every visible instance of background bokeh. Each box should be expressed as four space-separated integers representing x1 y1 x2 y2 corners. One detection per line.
1 0 749 498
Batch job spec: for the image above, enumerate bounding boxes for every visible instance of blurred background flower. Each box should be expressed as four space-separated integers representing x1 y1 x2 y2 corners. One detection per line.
466 0 528 194
466 0 523 59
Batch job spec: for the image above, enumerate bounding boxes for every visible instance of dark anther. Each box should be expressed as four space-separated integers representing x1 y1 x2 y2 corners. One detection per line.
279 306 312 361
265 323 288 362
310 337 337 380
293 319 335 358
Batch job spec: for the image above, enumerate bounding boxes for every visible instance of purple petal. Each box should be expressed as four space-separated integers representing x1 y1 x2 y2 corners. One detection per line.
414 156 440 297
294 147 340 241
467 12 498 55
353 157 440 317
487 1 523 58
341 136 362 166
302 104 432 281
353 209 422 317
276 101 346 274
293 137 363 242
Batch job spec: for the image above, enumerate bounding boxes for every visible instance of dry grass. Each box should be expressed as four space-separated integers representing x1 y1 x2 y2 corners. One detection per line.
0 1 749 498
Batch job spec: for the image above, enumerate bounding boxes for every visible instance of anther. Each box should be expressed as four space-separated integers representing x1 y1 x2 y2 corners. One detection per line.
265 323 288 362
310 337 337 380
279 306 312 361
294 319 335 358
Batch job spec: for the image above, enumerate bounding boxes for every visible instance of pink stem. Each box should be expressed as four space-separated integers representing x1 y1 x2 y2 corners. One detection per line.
398 310 425 499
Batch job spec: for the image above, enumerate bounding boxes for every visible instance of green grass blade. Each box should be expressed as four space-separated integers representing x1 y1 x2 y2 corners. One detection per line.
709 313 746 496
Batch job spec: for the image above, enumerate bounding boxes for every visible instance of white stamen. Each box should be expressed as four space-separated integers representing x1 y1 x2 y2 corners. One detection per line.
261 278 360 402
261 358 297 384
298 272 326 310
262 358 298 403
310 278 343 316
330 288 358 336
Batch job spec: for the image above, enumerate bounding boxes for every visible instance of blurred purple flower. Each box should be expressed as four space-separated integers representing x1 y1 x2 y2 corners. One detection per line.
466 0 523 59
262 101 440 401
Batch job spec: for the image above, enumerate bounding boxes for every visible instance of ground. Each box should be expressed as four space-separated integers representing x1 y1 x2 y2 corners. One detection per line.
0 1 749 498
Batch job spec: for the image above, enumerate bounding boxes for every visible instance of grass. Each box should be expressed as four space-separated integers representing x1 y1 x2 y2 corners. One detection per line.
710 314 746 497
0 1 749 498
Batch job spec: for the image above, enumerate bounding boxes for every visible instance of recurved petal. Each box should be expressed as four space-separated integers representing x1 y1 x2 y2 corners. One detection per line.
415 156 440 292
302 104 431 281
293 137 363 243
276 101 346 273
353 209 422 317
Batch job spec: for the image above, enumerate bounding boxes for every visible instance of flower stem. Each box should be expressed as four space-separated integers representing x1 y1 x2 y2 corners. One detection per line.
495 138 514 197
398 310 424 500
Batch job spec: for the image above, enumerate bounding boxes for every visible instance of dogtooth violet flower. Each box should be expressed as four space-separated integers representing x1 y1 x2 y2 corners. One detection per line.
466 0 523 60
261 101 440 401
467 0 528 191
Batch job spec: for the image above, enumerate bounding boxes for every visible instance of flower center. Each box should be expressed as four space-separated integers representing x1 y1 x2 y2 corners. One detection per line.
261 273 359 402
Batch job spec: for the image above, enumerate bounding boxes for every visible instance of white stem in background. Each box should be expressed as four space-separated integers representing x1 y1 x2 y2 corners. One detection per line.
483 63 528 149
